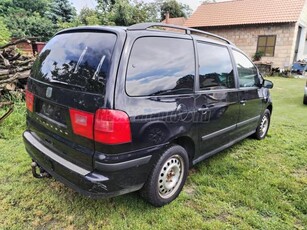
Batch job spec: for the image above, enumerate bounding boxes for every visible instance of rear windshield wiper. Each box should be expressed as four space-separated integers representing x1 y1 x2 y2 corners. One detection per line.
74 46 88 74
92 55 106 81
49 79 85 89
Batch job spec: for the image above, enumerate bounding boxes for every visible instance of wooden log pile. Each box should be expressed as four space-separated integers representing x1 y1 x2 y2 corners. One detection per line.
0 38 34 94
0 39 35 122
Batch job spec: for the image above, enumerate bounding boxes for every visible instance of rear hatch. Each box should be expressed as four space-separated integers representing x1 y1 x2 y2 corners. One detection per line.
26 30 117 171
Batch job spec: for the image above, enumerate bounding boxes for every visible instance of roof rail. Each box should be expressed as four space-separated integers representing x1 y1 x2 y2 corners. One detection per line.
128 23 234 45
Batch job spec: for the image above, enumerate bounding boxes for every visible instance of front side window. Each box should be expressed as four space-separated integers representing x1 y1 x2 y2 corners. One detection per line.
126 37 195 96
256 35 276 57
197 42 235 90
233 50 259 88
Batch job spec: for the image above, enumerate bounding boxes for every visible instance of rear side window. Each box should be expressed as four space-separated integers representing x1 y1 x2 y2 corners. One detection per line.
232 50 259 88
31 32 116 94
126 37 195 96
198 42 235 90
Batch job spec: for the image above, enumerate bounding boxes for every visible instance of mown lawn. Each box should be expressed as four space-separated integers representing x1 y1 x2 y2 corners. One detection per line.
0 77 306 229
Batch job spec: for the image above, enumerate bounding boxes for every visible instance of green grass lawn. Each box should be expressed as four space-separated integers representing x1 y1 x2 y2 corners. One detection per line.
0 77 306 229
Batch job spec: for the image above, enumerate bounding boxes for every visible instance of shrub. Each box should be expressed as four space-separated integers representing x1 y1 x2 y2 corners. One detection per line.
0 18 11 46
253 51 264 61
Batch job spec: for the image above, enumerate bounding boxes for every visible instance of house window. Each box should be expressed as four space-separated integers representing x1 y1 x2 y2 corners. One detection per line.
256 35 276 57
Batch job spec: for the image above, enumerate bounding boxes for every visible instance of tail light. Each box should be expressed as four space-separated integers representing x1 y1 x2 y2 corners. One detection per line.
69 108 131 145
94 109 131 144
25 90 34 112
69 109 94 139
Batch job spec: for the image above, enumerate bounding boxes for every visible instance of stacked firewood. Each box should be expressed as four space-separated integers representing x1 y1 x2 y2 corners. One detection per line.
0 38 34 93
0 39 35 123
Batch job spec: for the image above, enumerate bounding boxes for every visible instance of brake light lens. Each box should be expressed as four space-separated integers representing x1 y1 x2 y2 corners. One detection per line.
25 90 34 112
69 108 132 145
69 108 94 139
94 109 131 144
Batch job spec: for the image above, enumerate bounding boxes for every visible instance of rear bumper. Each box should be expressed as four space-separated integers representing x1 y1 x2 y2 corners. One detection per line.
23 131 156 198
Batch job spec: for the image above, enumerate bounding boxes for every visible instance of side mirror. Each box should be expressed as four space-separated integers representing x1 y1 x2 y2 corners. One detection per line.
263 79 273 89
257 73 264 87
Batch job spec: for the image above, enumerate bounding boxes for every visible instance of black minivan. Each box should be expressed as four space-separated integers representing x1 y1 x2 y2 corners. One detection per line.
23 23 273 206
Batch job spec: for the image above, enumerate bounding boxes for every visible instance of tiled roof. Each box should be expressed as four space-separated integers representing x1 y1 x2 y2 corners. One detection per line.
185 0 306 28
162 17 187 26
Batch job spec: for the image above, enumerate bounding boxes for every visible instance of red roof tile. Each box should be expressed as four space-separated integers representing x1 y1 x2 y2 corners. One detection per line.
185 0 306 27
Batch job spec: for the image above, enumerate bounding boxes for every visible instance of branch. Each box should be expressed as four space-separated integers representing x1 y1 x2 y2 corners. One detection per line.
0 70 10 76
16 70 30 79
0 38 31 49
14 58 35 66
7 53 21 62
16 66 32 72
0 69 30 79
0 101 14 108
0 53 10 67
0 73 20 84
0 102 14 124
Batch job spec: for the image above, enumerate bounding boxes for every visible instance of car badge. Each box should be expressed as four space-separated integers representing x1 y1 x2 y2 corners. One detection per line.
46 87 53 98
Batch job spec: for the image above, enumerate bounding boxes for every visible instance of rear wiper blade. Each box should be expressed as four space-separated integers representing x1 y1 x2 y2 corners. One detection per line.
49 80 85 89
74 46 88 74
92 55 106 81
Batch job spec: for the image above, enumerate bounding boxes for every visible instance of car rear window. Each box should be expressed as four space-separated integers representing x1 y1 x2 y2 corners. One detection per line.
31 32 117 94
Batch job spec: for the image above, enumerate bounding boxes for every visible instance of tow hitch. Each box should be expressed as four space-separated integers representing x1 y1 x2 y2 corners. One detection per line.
31 162 51 178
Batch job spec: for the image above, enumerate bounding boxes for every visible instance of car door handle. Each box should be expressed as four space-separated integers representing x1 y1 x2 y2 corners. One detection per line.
240 100 247 105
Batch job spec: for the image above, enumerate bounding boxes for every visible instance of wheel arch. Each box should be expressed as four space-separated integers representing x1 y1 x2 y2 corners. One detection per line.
267 104 273 114
172 136 195 167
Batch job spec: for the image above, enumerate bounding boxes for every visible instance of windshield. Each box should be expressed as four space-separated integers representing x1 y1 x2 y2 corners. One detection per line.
31 32 117 94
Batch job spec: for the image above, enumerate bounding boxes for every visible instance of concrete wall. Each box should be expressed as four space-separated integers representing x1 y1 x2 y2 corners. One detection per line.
299 0 307 26
298 0 307 60
295 24 307 61
198 23 297 68
304 40 307 59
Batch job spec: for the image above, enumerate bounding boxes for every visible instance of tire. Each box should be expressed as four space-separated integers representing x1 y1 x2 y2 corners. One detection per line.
140 145 189 207
254 109 271 140
303 96 307 105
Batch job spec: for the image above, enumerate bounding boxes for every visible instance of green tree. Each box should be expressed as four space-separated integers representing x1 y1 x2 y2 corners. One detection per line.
79 7 100 25
0 0 24 18
12 0 50 17
46 0 76 23
110 0 148 26
96 0 147 26
57 20 81 30
0 18 11 46
159 0 191 20
96 0 117 25
0 0 78 41
0 0 50 17
180 3 192 18
131 1 156 23
97 0 116 12
142 2 160 22
4 13 57 41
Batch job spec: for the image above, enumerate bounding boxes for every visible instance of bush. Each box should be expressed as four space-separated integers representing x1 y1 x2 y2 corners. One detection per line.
0 18 11 46
253 51 264 61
